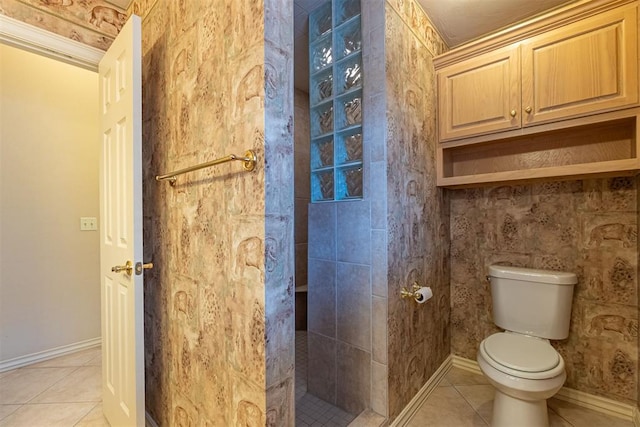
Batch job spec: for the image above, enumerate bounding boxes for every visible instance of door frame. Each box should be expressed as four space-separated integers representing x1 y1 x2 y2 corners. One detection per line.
1 14 151 423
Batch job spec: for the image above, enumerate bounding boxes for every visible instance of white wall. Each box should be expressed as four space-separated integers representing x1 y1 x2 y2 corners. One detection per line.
0 43 100 362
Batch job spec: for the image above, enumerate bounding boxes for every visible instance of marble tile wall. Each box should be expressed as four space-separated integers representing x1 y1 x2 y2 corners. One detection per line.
264 1 295 423
0 0 125 50
450 178 639 405
130 0 295 425
384 0 450 422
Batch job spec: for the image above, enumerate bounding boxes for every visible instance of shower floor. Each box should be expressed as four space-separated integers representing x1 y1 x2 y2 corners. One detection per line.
295 331 356 426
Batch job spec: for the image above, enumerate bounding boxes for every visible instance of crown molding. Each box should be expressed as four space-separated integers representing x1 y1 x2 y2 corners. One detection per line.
0 14 104 71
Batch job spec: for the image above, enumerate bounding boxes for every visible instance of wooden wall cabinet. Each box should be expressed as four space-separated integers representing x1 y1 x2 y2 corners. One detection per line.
521 5 638 126
434 0 640 187
438 45 520 141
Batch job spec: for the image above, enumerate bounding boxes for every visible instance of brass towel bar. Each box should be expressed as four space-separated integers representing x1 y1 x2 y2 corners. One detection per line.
155 150 257 185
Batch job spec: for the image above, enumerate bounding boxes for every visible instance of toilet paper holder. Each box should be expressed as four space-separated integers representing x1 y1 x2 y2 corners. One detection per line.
400 282 422 300
400 281 432 303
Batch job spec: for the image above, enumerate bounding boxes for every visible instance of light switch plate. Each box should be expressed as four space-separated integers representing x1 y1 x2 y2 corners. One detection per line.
80 217 98 231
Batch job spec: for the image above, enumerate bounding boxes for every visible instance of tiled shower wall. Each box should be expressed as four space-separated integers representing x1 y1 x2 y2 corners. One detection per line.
131 0 294 425
450 178 639 405
295 89 310 290
306 0 386 416
306 141 376 416
384 0 450 421
306 1 449 419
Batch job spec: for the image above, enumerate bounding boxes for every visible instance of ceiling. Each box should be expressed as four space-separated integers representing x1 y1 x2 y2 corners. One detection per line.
417 0 577 48
294 0 579 92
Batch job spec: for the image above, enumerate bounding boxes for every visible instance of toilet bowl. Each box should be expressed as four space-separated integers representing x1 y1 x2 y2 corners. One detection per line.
477 332 565 427
479 265 577 427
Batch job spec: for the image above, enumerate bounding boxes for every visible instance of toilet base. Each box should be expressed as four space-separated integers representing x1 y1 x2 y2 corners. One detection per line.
491 389 548 427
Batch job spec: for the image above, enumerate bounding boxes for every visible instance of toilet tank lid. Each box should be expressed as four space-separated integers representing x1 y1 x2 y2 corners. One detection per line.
489 265 577 285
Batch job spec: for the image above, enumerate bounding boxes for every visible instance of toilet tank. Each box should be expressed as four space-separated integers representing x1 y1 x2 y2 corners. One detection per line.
488 265 577 340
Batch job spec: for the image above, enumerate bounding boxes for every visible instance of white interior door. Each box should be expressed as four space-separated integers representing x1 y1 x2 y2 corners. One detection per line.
98 14 144 427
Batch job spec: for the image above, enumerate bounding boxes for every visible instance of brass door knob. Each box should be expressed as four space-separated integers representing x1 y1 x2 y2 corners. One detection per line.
525 106 532 114
112 260 133 276
510 109 517 117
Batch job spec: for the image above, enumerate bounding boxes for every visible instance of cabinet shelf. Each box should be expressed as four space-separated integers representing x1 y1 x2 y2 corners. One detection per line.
438 109 640 188
438 159 639 188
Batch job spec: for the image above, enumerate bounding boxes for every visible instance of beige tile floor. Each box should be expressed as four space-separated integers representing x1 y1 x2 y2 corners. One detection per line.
406 367 635 427
2 350 636 427
0 347 109 427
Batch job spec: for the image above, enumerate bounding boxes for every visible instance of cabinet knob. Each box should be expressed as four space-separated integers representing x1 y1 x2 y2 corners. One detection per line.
510 109 517 118
525 106 532 114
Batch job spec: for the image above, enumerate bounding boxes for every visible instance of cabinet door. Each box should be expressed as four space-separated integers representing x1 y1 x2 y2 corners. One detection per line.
438 45 520 141
521 5 638 126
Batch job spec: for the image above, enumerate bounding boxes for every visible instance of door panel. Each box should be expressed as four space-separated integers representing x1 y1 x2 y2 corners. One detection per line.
99 14 144 427
438 44 521 141
522 4 638 125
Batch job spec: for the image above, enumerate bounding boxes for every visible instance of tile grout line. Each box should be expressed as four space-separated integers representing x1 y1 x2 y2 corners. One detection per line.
450 384 490 426
450 381 578 427
547 405 576 427
73 402 104 427
0 403 24 423
23 366 84 405
0 348 106 426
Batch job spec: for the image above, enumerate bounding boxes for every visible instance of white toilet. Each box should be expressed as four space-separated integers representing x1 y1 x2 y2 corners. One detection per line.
477 265 577 427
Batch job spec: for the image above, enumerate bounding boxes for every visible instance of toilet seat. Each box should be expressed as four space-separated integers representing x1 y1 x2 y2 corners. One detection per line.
480 332 565 380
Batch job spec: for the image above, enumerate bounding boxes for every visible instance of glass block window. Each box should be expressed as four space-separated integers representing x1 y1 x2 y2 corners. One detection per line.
309 0 363 202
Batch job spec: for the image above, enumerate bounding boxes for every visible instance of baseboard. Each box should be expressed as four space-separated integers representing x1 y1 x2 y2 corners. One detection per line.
451 355 636 422
145 411 159 427
450 355 482 375
555 386 635 421
390 355 452 426
0 337 101 372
